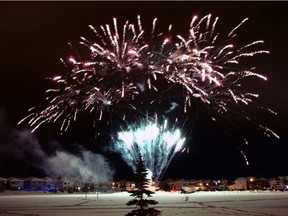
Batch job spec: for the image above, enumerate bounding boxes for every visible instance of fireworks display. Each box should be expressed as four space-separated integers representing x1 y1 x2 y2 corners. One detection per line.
113 116 185 181
19 14 279 173
19 15 278 136
162 15 269 111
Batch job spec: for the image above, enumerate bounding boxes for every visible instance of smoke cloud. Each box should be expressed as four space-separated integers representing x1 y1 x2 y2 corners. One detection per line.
45 149 114 182
0 120 114 183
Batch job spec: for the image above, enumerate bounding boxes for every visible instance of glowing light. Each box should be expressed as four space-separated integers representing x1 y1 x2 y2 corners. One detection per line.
52 76 62 81
69 57 76 64
113 116 185 181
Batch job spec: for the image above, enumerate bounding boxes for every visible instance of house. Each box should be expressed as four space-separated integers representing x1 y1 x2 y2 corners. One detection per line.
55 178 75 192
201 180 225 191
125 181 135 191
23 177 44 190
112 180 128 191
98 181 113 193
168 179 201 192
235 177 247 190
7 177 24 190
168 179 184 192
0 177 7 185
269 177 285 191
42 177 56 190
250 177 271 190
71 179 85 192
0 177 7 191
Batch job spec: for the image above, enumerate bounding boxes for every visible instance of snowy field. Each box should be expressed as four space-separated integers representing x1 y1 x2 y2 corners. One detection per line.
0 190 288 216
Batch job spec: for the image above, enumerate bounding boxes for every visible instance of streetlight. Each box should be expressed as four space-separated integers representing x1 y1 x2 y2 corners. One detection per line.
249 178 254 190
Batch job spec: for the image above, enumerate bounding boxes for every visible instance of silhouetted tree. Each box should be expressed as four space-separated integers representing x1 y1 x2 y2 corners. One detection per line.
126 154 161 216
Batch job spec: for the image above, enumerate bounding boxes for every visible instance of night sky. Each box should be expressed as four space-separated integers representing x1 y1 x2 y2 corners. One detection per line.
0 2 287 181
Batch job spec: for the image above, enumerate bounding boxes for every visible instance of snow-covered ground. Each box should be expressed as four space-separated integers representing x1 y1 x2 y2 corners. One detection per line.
0 190 288 216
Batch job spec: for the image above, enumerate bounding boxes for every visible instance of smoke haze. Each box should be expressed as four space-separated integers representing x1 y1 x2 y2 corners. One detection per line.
46 149 114 182
0 117 114 183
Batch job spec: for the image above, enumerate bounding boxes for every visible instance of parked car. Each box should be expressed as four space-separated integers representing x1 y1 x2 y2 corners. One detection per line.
180 186 198 194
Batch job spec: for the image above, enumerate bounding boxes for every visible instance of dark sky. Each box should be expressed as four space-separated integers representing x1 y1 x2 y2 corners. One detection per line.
0 1 287 181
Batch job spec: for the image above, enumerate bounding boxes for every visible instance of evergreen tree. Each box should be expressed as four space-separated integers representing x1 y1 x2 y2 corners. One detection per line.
126 154 161 216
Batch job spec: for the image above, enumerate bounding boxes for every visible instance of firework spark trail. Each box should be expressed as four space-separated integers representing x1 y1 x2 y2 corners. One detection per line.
114 116 185 181
19 15 279 158
19 16 158 132
161 15 269 112
156 15 278 142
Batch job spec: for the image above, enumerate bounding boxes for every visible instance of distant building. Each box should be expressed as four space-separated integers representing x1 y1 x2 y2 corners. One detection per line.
168 179 201 192
7 177 24 190
125 181 135 192
23 177 44 190
168 180 182 192
269 177 286 191
235 177 247 190
113 180 128 191
71 179 85 192
55 178 74 192
42 177 56 190
0 177 7 191
0 177 7 185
